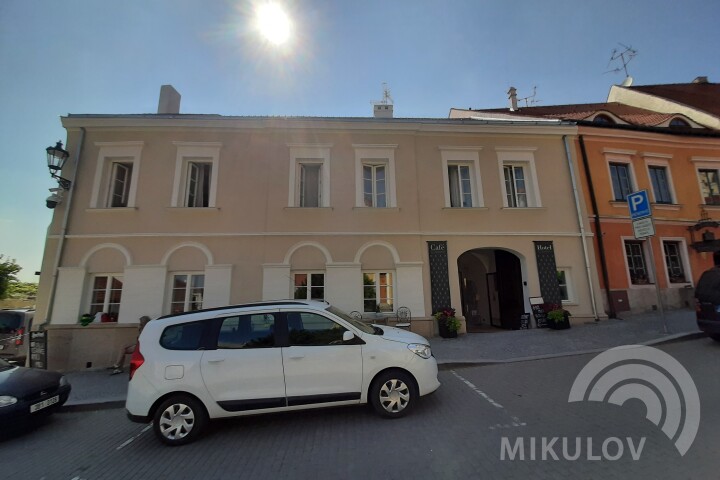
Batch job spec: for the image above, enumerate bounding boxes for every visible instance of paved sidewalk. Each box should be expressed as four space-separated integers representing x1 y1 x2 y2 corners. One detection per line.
61 308 703 411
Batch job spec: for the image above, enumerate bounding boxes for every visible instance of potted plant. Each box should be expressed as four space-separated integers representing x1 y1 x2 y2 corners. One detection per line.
79 313 94 326
435 307 461 338
546 304 571 330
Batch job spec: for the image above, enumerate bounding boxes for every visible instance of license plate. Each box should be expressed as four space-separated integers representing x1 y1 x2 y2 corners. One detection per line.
30 395 59 413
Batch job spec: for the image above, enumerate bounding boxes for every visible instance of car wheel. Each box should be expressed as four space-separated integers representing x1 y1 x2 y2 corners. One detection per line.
709 334 720 342
153 395 207 446
370 370 417 418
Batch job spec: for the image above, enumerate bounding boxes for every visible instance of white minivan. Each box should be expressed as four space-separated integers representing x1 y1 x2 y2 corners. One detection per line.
126 300 440 445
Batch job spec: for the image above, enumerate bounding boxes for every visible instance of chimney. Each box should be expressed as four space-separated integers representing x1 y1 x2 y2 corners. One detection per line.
693 76 709 84
373 103 393 118
158 85 181 114
508 87 518 111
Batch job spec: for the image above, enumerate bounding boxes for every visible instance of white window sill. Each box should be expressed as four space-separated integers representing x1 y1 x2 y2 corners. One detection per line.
653 203 682 210
667 282 693 288
86 207 138 213
166 207 220 211
500 207 545 211
609 201 629 208
628 283 656 289
700 204 720 210
442 207 488 211
352 207 400 212
284 207 334 211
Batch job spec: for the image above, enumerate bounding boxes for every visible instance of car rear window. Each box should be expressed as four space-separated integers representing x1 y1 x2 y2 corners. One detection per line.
160 321 207 350
0 312 22 334
217 314 276 349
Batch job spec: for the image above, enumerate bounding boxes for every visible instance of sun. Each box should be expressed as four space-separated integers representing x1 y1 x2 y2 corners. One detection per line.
255 3 292 45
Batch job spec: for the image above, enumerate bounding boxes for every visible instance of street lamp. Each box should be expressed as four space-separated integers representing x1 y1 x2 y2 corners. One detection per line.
46 141 71 190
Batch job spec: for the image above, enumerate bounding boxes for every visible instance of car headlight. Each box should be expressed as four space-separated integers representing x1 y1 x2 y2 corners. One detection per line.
0 396 18 407
59 375 69 387
407 343 432 359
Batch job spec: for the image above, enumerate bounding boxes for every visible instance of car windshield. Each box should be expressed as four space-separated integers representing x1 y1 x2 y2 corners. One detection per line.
326 305 377 335
0 312 22 334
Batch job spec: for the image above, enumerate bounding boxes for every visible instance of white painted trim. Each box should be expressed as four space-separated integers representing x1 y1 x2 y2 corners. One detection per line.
494 146 538 152
643 154 677 204
79 243 133 267
659 237 694 288
440 148 485 208
354 241 401 264
556 266 576 304
438 146 484 151
605 154 638 200
621 236 655 288
171 142 222 208
602 148 637 156
283 241 333 264
693 162 720 206
354 146 397 208
641 152 673 159
690 156 720 165
90 142 143 208
161 242 214 266
496 149 541 208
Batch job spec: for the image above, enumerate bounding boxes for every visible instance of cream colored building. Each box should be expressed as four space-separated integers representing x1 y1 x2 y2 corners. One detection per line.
36 90 605 370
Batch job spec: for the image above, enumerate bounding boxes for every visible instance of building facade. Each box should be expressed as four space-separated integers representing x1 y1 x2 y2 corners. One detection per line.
36 99 605 370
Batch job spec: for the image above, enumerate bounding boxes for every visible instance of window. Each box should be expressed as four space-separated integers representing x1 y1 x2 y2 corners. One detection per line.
663 241 687 283
186 161 212 207
448 165 473 207
503 165 528 208
354 145 397 208
698 169 720 205
160 321 206 350
170 274 205 314
171 142 220 208
293 273 325 300
624 241 650 285
289 145 331 207
217 314 276 349
90 142 143 209
298 163 321 207
89 275 123 319
610 163 633 201
556 269 573 303
649 166 673 204
670 118 690 128
287 312 347 346
108 162 133 207
363 164 387 207
363 272 394 313
593 114 615 124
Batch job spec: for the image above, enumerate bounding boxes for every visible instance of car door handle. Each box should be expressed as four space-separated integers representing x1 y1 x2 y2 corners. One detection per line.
207 358 225 363
288 356 305 360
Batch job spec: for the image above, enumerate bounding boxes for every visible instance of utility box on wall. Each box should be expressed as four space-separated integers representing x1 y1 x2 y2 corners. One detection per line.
609 290 631 313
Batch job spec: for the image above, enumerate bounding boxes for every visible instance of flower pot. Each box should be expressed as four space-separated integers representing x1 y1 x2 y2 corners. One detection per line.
438 321 458 338
548 312 571 330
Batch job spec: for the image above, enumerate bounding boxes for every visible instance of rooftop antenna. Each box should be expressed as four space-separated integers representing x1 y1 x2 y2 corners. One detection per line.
377 82 393 105
517 86 540 107
604 43 638 83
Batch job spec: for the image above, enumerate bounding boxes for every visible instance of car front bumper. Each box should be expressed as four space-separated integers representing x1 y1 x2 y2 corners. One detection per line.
697 318 720 335
0 385 71 426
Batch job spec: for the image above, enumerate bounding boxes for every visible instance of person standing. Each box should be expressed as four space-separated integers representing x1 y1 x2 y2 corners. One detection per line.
110 315 151 375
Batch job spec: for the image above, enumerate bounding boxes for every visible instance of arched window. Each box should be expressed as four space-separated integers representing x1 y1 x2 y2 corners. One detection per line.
670 118 690 128
593 114 615 124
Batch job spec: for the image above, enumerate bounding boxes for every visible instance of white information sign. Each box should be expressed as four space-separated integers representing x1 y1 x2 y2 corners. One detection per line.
632 216 655 239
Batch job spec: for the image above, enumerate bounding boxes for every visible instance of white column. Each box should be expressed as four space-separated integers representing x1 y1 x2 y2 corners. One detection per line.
325 263 363 313
262 264 291 300
396 262 426 317
52 267 87 324
204 264 233 308
120 265 168 322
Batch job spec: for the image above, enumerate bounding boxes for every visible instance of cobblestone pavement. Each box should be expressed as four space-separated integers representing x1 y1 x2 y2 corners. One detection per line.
4 337 718 479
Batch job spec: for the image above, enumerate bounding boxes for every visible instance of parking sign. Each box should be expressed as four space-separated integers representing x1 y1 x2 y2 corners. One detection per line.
627 190 651 220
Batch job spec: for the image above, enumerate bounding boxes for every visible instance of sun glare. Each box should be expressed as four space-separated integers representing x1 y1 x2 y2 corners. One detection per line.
256 3 292 45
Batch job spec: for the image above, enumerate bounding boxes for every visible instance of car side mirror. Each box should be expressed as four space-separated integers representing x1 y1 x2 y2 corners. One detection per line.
342 331 355 342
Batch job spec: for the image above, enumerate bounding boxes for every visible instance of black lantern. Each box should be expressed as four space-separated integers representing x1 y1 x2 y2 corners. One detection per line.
46 141 71 189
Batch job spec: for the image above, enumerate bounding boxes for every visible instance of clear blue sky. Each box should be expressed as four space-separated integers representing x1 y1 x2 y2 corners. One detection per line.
1 0 719 282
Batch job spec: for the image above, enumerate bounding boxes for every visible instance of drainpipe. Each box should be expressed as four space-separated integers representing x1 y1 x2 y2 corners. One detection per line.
563 135 600 321
44 127 86 327
577 135 615 318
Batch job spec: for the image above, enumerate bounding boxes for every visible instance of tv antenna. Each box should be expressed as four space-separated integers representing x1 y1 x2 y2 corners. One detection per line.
376 82 393 105
517 86 540 107
605 43 638 78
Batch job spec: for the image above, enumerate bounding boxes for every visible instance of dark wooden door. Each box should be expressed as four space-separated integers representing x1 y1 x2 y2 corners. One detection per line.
495 250 524 329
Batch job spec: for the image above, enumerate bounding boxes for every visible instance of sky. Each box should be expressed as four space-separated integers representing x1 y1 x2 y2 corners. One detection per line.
1 0 719 282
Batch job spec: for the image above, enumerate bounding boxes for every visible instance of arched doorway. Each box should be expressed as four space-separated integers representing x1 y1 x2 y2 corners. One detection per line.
458 248 525 332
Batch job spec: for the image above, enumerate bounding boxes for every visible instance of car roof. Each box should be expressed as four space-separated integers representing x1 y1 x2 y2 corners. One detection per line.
155 299 330 322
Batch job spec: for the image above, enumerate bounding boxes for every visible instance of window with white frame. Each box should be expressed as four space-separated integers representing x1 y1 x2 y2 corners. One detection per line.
354 145 397 208
293 272 325 300
363 272 394 313
610 162 633 201
624 240 650 285
170 274 205 314
662 241 688 284
171 142 221 208
698 168 720 205
89 275 123 319
648 165 673 204
496 148 540 208
440 147 483 208
289 145 331 207
90 142 143 209
556 268 574 303
363 163 387 207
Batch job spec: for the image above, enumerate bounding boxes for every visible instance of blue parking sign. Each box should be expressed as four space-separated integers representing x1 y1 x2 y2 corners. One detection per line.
627 190 651 219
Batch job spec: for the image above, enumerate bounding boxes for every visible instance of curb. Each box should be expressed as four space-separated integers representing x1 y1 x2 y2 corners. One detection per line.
438 331 706 370
60 400 126 413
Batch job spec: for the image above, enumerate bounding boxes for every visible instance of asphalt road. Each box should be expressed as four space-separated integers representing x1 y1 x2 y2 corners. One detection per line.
2 337 719 479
